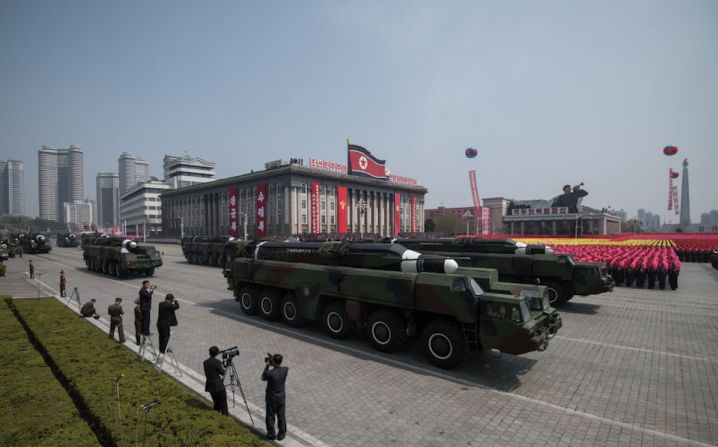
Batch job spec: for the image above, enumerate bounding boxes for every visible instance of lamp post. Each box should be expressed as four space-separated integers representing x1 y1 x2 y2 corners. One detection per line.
462 210 473 236
239 212 248 241
358 199 367 240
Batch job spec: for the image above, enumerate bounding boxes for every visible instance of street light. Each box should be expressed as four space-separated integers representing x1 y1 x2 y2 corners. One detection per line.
358 199 367 240
462 210 473 236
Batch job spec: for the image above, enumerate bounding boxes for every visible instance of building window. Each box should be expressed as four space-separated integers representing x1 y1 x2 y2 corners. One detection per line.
302 214 307 224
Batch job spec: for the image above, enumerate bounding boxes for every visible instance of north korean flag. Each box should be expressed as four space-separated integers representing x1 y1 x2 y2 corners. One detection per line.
348 144 388 180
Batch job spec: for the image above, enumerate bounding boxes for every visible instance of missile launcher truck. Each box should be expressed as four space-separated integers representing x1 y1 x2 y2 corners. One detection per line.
56 232 80 247
82 236 163 277
387 238 614 306
223 240 560 368
181 235 234 266
17 233 52 254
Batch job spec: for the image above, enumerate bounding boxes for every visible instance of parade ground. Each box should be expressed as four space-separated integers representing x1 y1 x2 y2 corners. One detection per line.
3 244 717 447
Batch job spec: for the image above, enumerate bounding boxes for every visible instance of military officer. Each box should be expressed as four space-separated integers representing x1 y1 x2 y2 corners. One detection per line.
108 297 125 343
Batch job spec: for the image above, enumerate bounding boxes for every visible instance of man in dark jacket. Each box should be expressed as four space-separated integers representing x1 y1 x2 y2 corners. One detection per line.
157 293 179 353
262 353 289 441
203 346 228 415
138 280 156 336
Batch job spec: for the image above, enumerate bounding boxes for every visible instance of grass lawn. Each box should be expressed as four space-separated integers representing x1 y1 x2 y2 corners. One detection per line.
0 297 99 446
6 297 270 447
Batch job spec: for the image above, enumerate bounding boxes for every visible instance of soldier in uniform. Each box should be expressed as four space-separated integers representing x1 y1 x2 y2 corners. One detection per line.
108 297 125 343
28 259 34 279
133 298 142 345
59 270 67 297
80 298 98 318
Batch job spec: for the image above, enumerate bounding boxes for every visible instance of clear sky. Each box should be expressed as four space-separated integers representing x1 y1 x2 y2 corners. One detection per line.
1 0 716 224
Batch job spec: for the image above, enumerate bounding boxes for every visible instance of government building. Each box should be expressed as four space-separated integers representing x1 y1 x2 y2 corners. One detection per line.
161 157 426 239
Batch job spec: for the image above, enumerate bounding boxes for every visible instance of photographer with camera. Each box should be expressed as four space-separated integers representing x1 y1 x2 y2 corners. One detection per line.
262 353 288 441
156 293 179 353
203 346 228 415
138 280 156 336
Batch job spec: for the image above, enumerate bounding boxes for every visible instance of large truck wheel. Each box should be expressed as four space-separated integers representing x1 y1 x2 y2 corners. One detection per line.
102 260 110 275
145 268 155 277
117 264 126 278
543 280 568 307
237 286 260 315
281 294 305 328
322 302 355 339
421 320 467 369
366 309 407 353
109 262 118 277
259 288 282 321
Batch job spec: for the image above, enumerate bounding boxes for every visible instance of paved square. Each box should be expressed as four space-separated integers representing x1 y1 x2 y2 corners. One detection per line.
5 245 717 446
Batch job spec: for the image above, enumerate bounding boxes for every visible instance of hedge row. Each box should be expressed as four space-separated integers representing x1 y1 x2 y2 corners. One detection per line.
10 297 268 447
0 297 99 446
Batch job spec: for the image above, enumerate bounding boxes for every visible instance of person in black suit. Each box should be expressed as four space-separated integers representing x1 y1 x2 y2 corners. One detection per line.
203 346 228 415
157 293 179 353
262 353 289 441
138 280 156 336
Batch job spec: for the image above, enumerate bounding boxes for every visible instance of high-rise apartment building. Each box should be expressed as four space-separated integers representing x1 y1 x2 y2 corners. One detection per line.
163 154 216 189
119 180 171 236
679 158 691 228
64 199 95 228
119 152 150 195
96 172 120 228
0 160 24 215
38 145 84 222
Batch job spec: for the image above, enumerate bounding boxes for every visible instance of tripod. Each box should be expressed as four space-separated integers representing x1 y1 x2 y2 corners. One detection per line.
138 334 158 363
224 357 254 425
154 331 182 377
67 287 81 308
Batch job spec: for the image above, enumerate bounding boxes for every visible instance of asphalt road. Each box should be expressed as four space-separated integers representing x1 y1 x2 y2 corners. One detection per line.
6 244 718 447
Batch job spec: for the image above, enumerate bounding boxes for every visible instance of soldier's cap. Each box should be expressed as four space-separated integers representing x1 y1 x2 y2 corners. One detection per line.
60 270 64 274
90 298 97 302
115 297 122 302
563 184 571 191
134 298 140 304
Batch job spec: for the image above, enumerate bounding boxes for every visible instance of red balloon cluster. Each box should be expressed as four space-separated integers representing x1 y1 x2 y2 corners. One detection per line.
669 169 679 179
663 145 678 156
551 245 681 290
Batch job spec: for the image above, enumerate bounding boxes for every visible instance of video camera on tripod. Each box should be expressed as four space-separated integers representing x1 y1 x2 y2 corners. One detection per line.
219 346 239 367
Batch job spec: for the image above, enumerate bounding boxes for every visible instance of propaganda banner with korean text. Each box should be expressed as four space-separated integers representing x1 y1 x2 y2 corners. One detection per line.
311 182 320 234
228 188 238 237
337 186 348 234
348 144 388 180
256 184 266 237
411 195 417 233
394 192 401 236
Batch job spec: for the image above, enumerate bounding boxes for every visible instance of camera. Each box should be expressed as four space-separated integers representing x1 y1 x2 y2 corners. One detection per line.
219 346 240 364
264 352 274 365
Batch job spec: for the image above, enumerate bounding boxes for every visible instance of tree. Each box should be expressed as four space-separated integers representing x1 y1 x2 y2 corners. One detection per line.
430 213 465 234
424 219 436 232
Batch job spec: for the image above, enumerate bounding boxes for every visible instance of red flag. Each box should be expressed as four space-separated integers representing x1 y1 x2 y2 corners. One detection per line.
411 195 416 233
311 182 320 234
228 188 238 237
348 144 388 180
394 193 401 236
337 186 348 233
256 184 266 237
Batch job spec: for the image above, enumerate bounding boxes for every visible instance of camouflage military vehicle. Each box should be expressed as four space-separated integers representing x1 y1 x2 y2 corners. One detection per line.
181 235 234 266
224 240 560 368
387 238 614 307
17 232 52 254
56 232 80 247
83 236 162 277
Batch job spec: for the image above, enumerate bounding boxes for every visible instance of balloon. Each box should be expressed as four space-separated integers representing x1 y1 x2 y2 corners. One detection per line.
663 145 678 156
465 148 478 158
669 169 679 179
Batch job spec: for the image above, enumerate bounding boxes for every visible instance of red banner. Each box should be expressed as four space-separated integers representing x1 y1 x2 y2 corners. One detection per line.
228 188 238 237
411 195 416 233
256 184 266 237
337 186 348 234
311 182 320 234
394 193 401 236
348 144 388 180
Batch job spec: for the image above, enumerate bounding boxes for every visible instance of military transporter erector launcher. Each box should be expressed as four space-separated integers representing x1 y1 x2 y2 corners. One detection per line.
16 233 52 254
384 237 614 307
82 235 163 277
56 232 80 248
181 235 235 267
223 240 561 369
